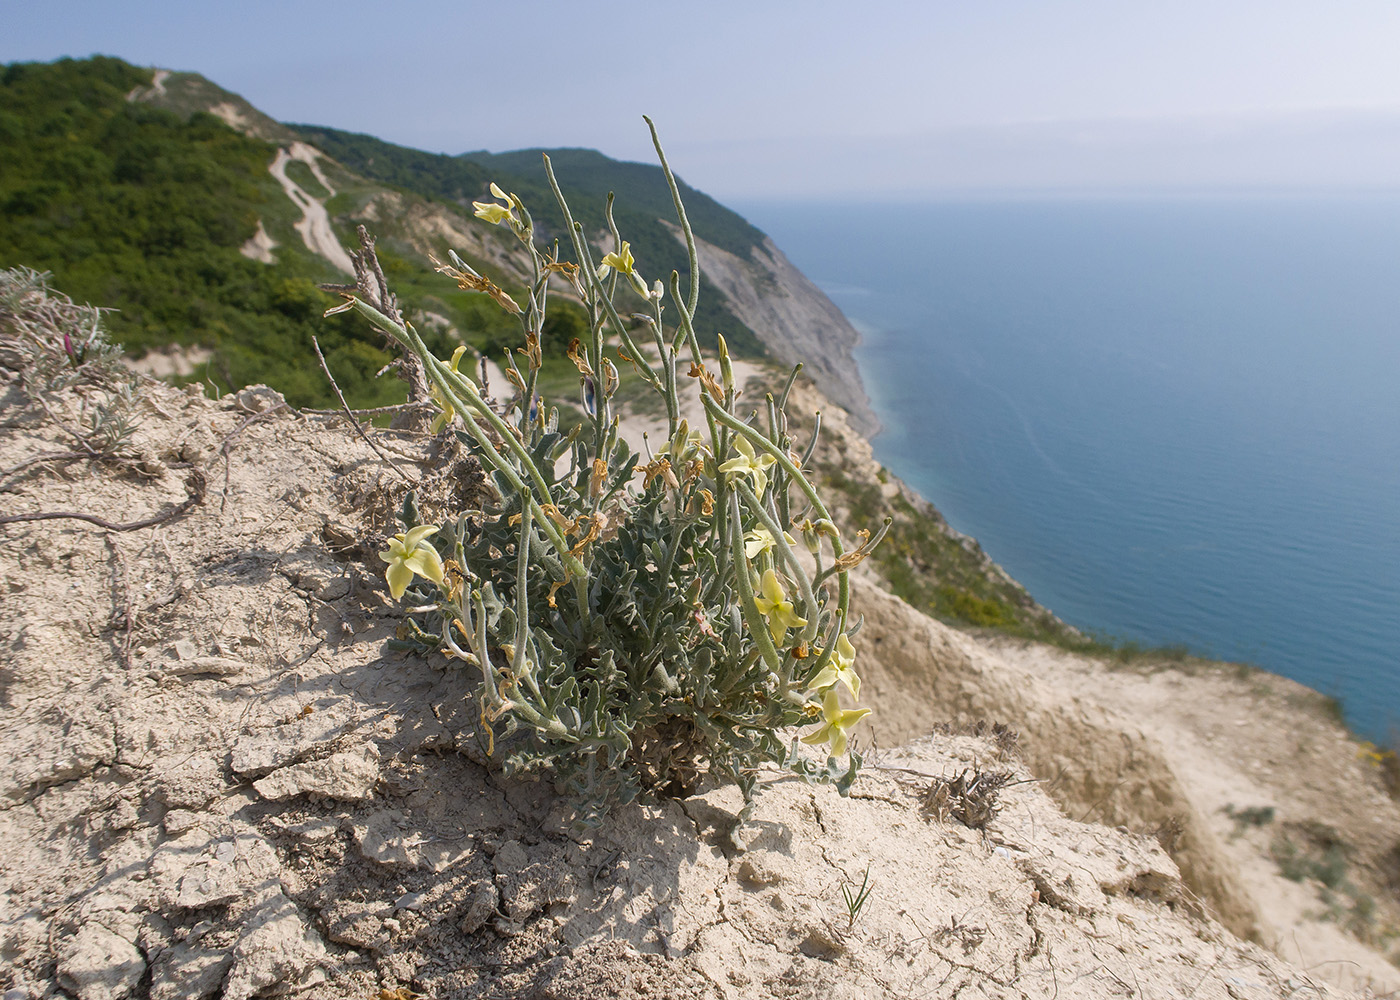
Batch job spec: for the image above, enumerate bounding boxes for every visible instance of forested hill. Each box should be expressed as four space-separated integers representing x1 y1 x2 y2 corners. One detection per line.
0 57 428 407
0 56 871 428
288 125 768 354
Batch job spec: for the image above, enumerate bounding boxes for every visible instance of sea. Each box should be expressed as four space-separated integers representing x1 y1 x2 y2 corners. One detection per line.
733 195 1400 743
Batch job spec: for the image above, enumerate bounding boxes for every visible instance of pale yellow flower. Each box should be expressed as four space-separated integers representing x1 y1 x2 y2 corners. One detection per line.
473 183 517 226
744 526 797 560
380 525 445 600
719 437 776 497
430 346 469 433
751 569 806 642
597 241 635 276
806 633 861 700
800 687 871 757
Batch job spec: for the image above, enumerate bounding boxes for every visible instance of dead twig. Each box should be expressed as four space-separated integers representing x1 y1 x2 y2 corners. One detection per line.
325 227 433 429
311 335 415 484
0 449 97 488
0 469 206 531
300 401 432 417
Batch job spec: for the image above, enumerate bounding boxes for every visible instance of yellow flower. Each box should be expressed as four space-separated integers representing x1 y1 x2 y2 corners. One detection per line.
800 687 871 757
806 633 861 700
430 346 469 433
597 241 635 276
473 184 517 226
380 525 446 600
744 526 797 560
718 436 776 497
751 569 806 642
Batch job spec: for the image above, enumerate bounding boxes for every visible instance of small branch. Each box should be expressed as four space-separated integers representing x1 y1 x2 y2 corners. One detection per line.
311 336 415 484
0 469 206 531
300 401 433 417
328 226 432 426
0 450 96 485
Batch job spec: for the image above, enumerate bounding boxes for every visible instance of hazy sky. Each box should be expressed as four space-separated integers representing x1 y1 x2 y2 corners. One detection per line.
7 0 1400 198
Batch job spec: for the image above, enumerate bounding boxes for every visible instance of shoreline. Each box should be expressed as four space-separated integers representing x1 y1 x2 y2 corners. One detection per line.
838 299 1395 745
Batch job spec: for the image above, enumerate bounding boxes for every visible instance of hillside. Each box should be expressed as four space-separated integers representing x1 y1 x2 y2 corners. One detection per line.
0 57 875 431
4 58 1398 995
287 128 769 357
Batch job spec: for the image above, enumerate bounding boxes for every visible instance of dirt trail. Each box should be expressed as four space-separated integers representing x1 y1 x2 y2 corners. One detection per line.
268 142 354 274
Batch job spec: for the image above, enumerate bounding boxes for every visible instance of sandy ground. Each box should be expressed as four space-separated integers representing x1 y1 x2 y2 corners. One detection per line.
0 369 1394 998
238 221 277 265
985 637 1400 994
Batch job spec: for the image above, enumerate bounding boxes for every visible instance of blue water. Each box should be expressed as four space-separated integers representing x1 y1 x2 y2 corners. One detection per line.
733 196 1400 742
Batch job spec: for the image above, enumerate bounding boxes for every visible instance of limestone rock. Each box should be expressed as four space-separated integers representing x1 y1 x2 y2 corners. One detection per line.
252 744 379 802
230 712 356 777
56 925 144 1000
222 892 328 1000
149 943 232 1000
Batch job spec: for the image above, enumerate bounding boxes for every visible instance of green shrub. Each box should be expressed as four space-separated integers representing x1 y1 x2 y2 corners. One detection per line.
345 126 883 829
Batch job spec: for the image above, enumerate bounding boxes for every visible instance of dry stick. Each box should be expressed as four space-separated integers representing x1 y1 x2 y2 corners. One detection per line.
0 449 95 484
0 469 206 531
300 401 430 417
310 335 415 484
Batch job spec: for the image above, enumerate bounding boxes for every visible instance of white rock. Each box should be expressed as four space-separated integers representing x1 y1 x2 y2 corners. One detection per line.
56 925 145 1000
251 744 379 802
222 892 328 1000
230 713 354 777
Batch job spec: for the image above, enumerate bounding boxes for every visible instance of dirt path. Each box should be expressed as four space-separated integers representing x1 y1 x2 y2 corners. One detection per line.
268 142 354 274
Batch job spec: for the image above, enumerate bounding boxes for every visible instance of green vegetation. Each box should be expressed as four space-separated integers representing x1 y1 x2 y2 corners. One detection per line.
363 137 869 828
813 460 1052 634
290 124 768 356
1272 823 1391 944
0 56 420 408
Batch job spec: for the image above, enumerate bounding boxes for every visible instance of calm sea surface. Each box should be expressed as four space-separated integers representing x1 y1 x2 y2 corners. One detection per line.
734 196 1400 742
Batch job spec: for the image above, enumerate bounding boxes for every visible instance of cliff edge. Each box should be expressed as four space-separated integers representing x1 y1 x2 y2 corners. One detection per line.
1 368 1395 999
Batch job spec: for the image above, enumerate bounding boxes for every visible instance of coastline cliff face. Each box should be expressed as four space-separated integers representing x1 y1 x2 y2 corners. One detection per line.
673 227 879 437
7 61 1399 994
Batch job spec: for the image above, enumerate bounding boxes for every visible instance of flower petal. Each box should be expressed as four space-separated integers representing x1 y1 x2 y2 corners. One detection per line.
404 547 445 587
403 525 438 548
385 561 414 600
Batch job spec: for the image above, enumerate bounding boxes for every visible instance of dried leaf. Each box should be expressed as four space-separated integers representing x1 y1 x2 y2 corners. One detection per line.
566 338 594 376
687 362 724 402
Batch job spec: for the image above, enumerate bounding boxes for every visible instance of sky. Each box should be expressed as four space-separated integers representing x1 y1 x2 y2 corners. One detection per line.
7 0 1400 199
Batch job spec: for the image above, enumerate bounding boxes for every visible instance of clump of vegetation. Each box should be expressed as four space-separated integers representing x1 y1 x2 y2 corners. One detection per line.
1223 803 1276 833
1271 822 1388 942
0 56 445 409
0 266 141 457
920 768 1013 829
344 126 882 828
